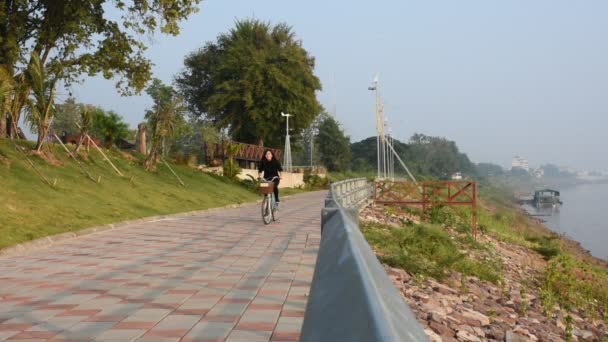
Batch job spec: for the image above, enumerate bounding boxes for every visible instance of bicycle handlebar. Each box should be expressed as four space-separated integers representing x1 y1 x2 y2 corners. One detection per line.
260 176 279 182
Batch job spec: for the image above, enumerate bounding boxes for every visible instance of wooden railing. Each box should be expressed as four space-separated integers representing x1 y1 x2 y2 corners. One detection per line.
374 180 478 237
204 140 282 165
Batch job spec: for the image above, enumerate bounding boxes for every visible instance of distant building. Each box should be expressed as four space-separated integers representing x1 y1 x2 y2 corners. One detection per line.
511 156 529 171
532 168 544 179
451 172 463 180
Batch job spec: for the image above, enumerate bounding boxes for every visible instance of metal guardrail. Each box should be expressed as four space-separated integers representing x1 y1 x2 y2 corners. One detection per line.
301 178 428 342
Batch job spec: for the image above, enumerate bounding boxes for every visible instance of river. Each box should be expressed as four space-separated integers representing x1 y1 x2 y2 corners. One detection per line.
523 183 608 260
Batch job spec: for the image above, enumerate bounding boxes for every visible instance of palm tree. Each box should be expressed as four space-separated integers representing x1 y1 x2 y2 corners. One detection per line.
144 79 185 171
75 104 94 153
24 53 58 152
0 66 12 137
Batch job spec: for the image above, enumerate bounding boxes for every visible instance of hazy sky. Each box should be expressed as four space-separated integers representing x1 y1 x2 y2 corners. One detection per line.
66 0 608 171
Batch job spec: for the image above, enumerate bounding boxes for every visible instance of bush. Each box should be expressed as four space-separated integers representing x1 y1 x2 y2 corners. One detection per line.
303 169 328 189
526 235 562 260
362 222 502 283
222 159 241 180
240 174 258 191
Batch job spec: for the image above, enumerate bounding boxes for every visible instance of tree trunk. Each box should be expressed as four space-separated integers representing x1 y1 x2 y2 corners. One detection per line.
74 133 86 153
137 123 147 154
0 112 6 138
144 141 160 171
35 125 48 152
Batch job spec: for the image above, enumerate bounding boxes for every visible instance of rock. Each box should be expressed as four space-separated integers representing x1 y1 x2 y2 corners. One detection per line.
421 299 444 314
413 292 430 303
456 325 474 334
512 325 529 335
472 327 485 337
429 311 447 324
573 329 594 340
505 330 527 342
441 334 459 342
431 281 459 295
425 328 443 342
484 325 506 340
456 329 482 342
430 321 454 337
461 307 491 326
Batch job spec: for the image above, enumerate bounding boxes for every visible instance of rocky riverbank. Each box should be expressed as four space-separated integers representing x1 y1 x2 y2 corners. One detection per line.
360 206 607 342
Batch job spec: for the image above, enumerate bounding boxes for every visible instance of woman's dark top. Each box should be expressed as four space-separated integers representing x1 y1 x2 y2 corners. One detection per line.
258 159 283 179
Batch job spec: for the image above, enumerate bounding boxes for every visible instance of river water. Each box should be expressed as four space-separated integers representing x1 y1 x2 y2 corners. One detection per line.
523 183 608 260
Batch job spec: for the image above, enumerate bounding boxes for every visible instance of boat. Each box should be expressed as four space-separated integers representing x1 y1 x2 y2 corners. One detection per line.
533 189 562 208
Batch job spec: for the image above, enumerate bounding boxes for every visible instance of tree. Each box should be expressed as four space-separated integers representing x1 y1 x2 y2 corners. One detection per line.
176 19 323 147
144 79 186 171
408 133 476 178
0 0 201 139
476 163 504 178
24 53 58 152
350 133 477 179
75 104 94 153
91 109 129 148
53 97 81 135
317 115 351 172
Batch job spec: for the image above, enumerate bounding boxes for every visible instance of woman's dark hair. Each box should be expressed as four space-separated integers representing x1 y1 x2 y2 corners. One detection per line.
261 149 276 162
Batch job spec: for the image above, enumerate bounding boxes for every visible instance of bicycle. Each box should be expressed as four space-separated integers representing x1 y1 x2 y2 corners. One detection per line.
259 176 279 224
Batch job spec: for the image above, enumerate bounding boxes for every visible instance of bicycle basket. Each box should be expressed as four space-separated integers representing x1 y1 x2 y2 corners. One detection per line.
258 181 275 194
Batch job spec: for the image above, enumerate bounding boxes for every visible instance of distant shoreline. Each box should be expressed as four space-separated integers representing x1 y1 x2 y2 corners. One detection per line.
518 205 608 264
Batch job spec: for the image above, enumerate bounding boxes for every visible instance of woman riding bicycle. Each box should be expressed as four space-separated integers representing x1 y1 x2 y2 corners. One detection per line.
258 149 283 206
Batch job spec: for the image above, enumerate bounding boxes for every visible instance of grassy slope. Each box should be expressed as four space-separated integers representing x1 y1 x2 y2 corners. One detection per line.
0 139 258 249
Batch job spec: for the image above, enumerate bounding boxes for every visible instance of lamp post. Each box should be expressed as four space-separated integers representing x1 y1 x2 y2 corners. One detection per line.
281 112 293 172
368 75 384 179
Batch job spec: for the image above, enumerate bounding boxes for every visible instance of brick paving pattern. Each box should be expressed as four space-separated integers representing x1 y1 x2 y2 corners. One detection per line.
0 191 324 342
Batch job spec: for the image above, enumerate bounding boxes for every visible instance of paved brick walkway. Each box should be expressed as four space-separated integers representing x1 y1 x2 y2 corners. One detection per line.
0 191 324 342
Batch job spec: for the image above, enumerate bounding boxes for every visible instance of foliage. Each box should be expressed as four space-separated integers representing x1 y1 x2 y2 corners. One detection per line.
0 0 201 95
303 169 328 190
316 115 351 172
144 79 186 170
24 53 58 151
176 18 323 146
222 144 242 179
540 254 608 321
0 0 200 141
91 109 130 147
476 162 505 178
361 221 502 283
53 97 81 135
293 114 323 166
0 66 12 136
526 235 562 260
350 133 477 179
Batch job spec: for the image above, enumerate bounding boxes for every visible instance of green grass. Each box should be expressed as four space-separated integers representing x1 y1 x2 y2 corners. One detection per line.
478 182 608 322
0 139 258 250
361 221 503 284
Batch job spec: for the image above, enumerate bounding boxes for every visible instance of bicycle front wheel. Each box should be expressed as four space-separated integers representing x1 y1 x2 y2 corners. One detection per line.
262 195 272 224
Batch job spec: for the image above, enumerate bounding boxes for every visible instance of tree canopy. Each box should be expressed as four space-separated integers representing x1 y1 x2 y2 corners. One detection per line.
0 0 200 139
144 78 186 170
350 133 477 179
176 18 323 147
0 0 201 93
317 114 351 172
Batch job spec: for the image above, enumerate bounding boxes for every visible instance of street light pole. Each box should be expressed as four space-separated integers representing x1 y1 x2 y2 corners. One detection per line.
369 75 383 179
281 112 293 172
